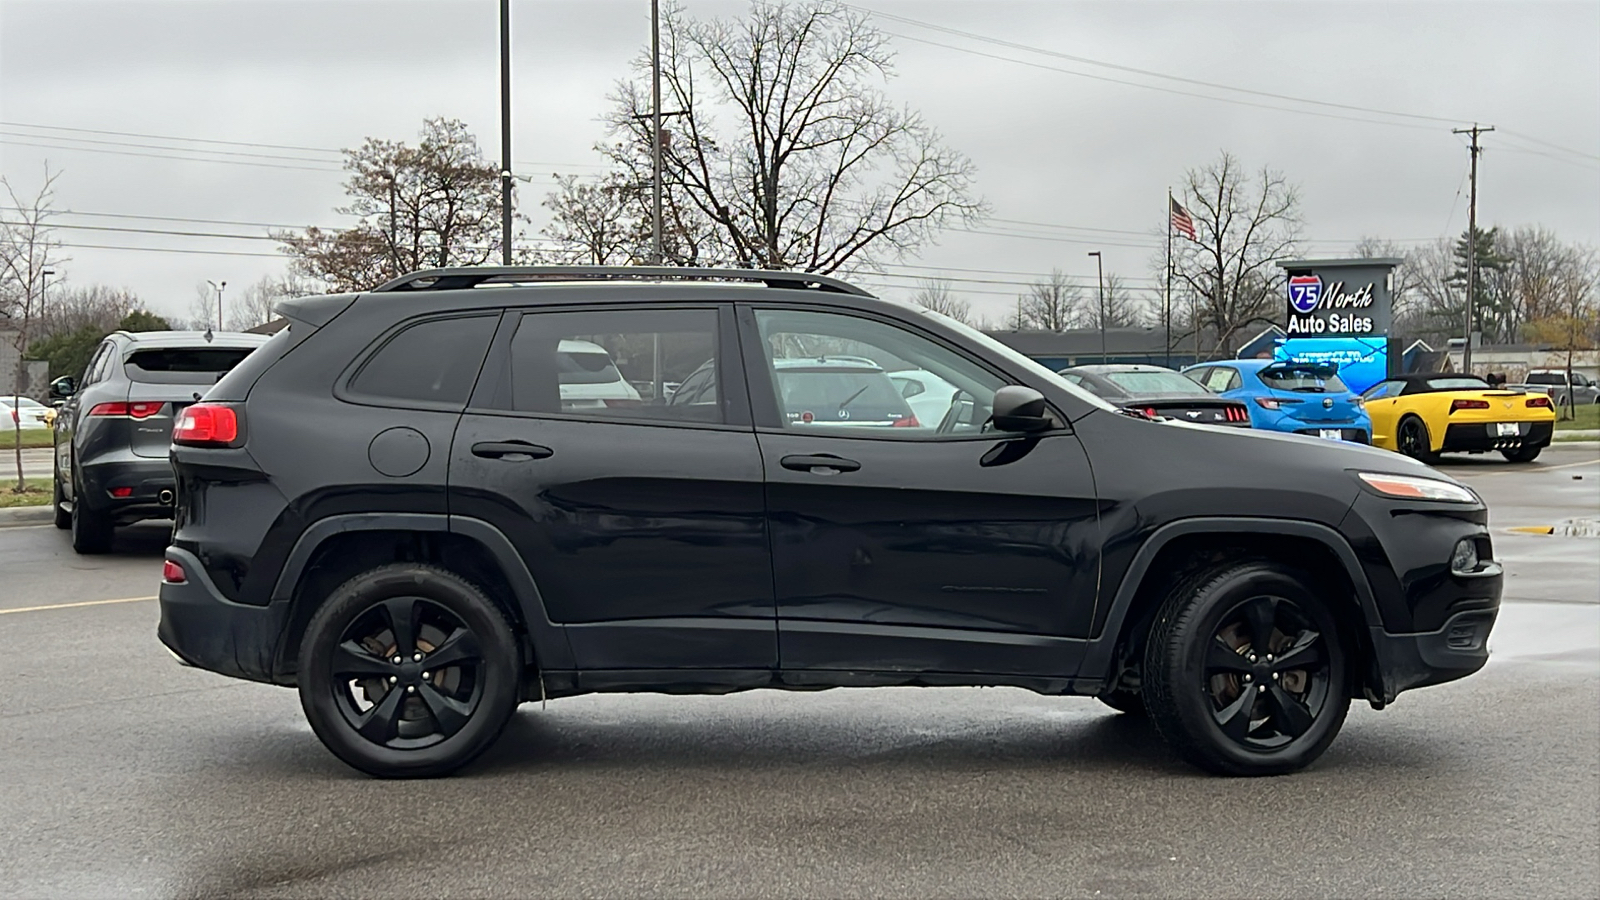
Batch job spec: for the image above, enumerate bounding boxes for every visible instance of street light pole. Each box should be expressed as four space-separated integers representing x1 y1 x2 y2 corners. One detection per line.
499 0 513 266
1088 251 1105 364
206 280 226 331
651 0 664 265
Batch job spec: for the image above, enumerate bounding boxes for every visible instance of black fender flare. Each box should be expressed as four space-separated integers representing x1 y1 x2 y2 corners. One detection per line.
269 512 573 671
1077 517 1382 687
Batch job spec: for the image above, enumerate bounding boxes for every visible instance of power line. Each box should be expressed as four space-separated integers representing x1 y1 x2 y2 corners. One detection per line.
0 138 344 173
52 241 287 259
0 120 342 155
0 130 342 165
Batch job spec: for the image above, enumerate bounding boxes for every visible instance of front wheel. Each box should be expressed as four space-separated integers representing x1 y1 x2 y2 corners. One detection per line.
1501 445 1543 463
1142 561 1351 776
1396 416 1439 464
298 564 521 778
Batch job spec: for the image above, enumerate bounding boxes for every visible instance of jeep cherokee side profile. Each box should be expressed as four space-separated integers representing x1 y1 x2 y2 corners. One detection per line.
157 267 1502 778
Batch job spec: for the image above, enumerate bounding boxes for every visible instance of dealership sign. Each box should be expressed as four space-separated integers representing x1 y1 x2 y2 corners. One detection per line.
1278 258 1398 338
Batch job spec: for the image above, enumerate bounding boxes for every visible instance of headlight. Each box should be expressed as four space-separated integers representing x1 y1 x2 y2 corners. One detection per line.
1357 472 1477 503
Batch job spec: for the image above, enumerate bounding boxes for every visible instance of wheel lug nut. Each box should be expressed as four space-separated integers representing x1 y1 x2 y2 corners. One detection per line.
1249 654 1257 663
388 676 397 684
421 671 430 679
1243 674 1252 682
1266 654 1274 662
413 652 423 662
1272 672 1279 680
392 656 402 664
1258 684 1267 692
406 685 415 693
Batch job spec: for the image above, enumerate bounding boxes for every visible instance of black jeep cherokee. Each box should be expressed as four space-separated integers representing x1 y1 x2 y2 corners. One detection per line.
158 267 1501 778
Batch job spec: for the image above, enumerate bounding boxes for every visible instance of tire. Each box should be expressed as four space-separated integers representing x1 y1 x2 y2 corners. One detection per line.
1396 416 1439 465
52 474 70 530
1097 692 1146 716
1501 445 1543 463
298 563 521 779
69 483 114 554
1141 561 1351 776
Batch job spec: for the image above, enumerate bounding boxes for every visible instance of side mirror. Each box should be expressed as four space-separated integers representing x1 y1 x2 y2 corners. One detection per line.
991 385 1053 433
48 376 76 400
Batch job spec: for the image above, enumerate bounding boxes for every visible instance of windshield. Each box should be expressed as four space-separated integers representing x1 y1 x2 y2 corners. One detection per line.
558 350 626 386
1259 365 1347 394
1103 370 1210 397
125 347 258 384
774 369 910 422
917 309 1117 411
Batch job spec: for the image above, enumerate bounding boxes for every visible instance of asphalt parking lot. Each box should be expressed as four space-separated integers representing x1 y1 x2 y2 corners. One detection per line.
1 445 1595 899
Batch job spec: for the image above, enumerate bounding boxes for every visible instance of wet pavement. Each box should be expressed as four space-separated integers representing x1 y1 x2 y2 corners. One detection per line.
1 445 1595 898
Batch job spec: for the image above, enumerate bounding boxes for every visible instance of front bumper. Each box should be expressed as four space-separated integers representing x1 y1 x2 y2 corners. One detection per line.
1368 604 1498 704
157 546 288 685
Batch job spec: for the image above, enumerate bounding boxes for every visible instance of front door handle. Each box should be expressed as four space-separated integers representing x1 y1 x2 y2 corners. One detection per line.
780 454 861 474
471 441 554 460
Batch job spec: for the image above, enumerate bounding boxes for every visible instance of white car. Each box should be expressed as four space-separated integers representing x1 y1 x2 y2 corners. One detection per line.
887 368 961 428
557 339 642 409
1 396 51 429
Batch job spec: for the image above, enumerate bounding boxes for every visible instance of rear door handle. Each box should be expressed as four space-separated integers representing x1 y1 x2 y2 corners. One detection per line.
780 454 861 474
471 441 553 460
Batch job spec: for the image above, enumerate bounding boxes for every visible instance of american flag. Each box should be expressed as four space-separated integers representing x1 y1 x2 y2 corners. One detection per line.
1169 197 1197 241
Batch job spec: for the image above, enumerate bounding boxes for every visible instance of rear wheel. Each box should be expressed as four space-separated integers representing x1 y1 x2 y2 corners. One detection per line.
69 479 114 554
1501 444 1543 463
298 564 520 778
1396 416 1439 464
52 472 69 530
1142 561 1350 776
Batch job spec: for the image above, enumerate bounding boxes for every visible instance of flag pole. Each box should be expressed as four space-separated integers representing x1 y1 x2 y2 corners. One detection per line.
1164 187 1173 368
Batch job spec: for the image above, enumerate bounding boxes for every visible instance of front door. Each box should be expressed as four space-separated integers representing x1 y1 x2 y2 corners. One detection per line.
450 304 775 670
741 306 1100 677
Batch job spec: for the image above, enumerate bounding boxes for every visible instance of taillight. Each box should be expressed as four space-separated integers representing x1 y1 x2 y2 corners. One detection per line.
172 403 239 446
162 559 187 584
109 486 133 498
1144 407 1159 418
1450 399 1491 413
87 401 163 419
1525 396 1553 409
1254 397 1282 411
892 415 921 428
1226 405 1248 422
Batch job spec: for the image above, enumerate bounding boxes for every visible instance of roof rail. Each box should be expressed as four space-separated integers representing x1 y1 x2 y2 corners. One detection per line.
369 266 874 297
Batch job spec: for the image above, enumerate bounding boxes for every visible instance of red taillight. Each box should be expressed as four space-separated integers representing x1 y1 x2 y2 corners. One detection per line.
1450 399 1491 413
1144 407 1159 418
892 415 921 428
1525 395 1553 409
1226 405 1248 422
162 559 187 584
109 486 134 498
87 401 163 419
172 404 238 446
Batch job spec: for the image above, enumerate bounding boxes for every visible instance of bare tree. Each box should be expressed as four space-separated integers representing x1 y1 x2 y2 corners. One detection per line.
277 118 508 292
910 278 972 323
1016 269 1083 332
189 282 222 331
1523 244 1599 418
32 284 137 342
1173 152 1301 355
228 274 313 331
580 0 983 273
1082 273 1146 329
539 174 648 265
0 165 66 492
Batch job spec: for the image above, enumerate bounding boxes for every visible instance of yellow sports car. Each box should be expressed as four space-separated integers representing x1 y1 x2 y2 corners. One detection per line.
1360 373 1556 463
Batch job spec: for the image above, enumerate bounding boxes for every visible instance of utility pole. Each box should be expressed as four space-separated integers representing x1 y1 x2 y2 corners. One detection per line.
1088 251 1105 364
499 0 513 266
651 0 664 266
1164 188 1173 368
1452 123 1493 374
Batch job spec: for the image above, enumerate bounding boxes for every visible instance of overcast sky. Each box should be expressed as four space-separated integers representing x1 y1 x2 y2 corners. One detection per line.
3 0 1597 326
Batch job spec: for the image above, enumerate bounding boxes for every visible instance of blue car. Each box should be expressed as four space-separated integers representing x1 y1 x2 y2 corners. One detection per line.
1181 359 1372 443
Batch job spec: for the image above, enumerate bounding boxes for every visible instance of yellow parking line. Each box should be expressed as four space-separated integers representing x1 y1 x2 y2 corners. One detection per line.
0 595 157 616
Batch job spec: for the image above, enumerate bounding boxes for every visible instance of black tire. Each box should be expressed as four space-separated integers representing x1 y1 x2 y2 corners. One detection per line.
52 474 70 530
1501 445 1543 463
1396 415 1439 465
298 563 520 779
69 483 114 554
1097 692 1146 716
1142 561 1351 776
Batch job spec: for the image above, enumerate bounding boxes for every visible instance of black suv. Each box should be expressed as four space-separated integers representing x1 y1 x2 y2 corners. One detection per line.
49 330 268 553
157 267 1501 778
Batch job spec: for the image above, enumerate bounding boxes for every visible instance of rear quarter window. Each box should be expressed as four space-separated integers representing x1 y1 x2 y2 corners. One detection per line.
125 346 261 384
347 315 498 408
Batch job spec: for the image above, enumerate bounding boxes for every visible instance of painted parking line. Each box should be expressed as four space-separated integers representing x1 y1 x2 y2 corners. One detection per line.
0 595 157 616
1452 457 1600 478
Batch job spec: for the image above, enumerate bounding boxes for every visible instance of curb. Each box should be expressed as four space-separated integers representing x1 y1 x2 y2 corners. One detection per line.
0 505 54 527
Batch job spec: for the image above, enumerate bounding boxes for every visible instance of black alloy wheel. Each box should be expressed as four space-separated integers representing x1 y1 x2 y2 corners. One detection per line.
1143 561 1350 776
298 564 520 778
1396 416 1439 464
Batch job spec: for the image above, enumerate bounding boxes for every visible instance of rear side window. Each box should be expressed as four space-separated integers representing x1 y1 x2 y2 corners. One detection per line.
1203 367 1239 393
503 308 722 424
125 347 259 384
1526 373 1560 385
349 315 497 407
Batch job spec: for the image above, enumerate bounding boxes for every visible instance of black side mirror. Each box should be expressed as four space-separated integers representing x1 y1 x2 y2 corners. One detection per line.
991 385 1053 433
49 376 76 400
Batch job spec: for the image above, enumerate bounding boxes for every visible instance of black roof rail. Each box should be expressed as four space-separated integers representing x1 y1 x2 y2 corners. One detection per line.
369 266 874 297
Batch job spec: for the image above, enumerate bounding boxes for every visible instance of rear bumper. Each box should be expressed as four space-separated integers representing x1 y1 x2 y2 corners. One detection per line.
1442 420 1553 453
78 454 176 521
1290 426 1371 444
157 546 287 685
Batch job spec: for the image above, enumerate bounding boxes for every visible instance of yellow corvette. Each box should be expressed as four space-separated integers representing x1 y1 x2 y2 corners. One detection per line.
1360 373 1556 463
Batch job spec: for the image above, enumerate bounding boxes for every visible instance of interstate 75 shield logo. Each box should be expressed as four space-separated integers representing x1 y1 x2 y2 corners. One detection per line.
1288 274 1323 313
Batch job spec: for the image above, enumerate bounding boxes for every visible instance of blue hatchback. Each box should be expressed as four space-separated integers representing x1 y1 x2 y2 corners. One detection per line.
1182 359 1372 443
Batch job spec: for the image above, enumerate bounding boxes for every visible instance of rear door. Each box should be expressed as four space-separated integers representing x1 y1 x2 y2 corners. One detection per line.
122 344 263 458
449 304 775 671
1256 363 1361 425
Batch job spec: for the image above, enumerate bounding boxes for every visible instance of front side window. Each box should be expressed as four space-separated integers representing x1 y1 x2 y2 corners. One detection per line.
349 315 497 407
1361 380 1402 401
506 308 722 424
1203 367 1238 393
753 309 1005 436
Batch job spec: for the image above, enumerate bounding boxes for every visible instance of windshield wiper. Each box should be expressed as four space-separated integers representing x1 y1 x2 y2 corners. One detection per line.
838 385 871 410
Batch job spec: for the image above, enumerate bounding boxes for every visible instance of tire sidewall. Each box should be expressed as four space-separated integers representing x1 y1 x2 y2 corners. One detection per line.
1149 564 1350 776
1398 416 1433 461
298 564 520 778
